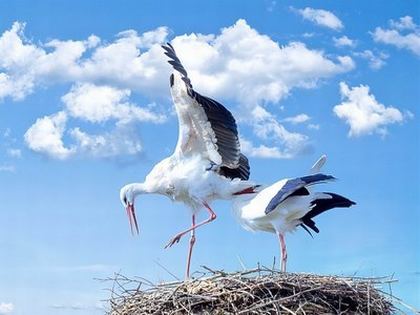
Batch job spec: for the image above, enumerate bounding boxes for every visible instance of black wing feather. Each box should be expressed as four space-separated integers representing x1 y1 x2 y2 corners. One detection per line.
162 42 243 169
192 91 240 167
265 174 336 214
219 153 250 180
162 43 192 88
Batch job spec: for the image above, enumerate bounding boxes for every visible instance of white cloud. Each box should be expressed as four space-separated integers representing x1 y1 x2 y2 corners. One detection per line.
241 138 291 159
7 148 21 158
0 302 14 315
0 22 169 102
0 20 355 159
23 82 165 160
242 106 311 158
24 111 74 159
282 113 311 124
296 7 343 31
307 123 320 130
333 35 355 47
302 32 315 38
24 83 163 160
69 126 142 158
333 82 408 136
75 30 168 96
0 129 20 170
390 16 417 31
62 83 166 124
253 118 309 156
0 20 354 106
138 26 169 48
24 111 144 160
1 129 20 157
372 16 420 56
170 19 354 112
354 50 388 70
0 22 42 101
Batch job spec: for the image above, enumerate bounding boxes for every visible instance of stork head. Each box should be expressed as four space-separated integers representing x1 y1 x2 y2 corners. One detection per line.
119 183 142 235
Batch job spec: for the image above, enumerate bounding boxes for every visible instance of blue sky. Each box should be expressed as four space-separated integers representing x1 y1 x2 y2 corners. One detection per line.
0 1 419 314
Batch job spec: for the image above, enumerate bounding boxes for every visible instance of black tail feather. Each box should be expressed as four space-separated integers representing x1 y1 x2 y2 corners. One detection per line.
301 217 320 234
299 223 314 238
300 192 355 234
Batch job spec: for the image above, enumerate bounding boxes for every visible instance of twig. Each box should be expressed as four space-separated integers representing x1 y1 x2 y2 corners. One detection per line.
154 259 180 281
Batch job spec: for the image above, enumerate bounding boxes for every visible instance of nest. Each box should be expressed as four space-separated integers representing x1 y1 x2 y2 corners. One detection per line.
107 267 395 315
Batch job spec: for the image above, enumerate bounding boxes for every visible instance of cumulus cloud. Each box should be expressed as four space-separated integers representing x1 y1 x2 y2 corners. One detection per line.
23 82 166 160
354 50 388 70
241 138 291 159
295 7 344 30
390 16 417 31
0 22 170 102
170 19 353 107
62 83 166 124
0 302 14 314
0 22 42 101
372 16 420 56
0 20 355 159
0 20 354 105
24 111 74 159
333 82 409 136
24 111 144 160
282 113 311 124
252 119 310 157
333 35 355 47
241 106 311 158
69 126 142 158
138 26 170 48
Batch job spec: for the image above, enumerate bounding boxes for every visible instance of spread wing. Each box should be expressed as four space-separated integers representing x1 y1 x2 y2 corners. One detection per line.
265 174 336 214
162 43 249 180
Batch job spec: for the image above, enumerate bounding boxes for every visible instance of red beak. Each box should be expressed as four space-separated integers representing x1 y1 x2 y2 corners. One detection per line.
126 202 139 235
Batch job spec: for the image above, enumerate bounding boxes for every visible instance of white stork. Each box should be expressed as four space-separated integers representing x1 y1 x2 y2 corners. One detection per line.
120 43 257 278
232 156 355 272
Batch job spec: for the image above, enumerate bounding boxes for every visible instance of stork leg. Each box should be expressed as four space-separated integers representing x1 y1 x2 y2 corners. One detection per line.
185 214 196 279
278 232 288 272
164 202 216 248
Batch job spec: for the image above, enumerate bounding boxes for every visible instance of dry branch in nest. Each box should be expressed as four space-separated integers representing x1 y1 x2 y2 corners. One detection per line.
105 266 394 314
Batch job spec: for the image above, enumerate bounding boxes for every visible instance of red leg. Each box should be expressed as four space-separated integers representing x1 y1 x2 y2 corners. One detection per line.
185 214 196 279
278 232 287 272
165 202 216 249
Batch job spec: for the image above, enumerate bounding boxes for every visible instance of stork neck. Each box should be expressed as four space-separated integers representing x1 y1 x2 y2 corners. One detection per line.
129 182 153 196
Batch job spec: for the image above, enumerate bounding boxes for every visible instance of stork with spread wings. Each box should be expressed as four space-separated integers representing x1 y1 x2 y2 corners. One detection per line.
120 43 258 279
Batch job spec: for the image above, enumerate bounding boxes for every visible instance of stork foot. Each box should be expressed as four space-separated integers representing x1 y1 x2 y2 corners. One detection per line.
164 233 185 248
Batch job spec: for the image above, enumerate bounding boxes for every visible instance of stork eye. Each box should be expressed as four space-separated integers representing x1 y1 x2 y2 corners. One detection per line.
123 196 127 205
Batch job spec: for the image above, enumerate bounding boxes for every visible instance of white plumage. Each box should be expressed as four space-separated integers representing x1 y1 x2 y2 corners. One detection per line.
232 156 355 272
120 43 256 278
